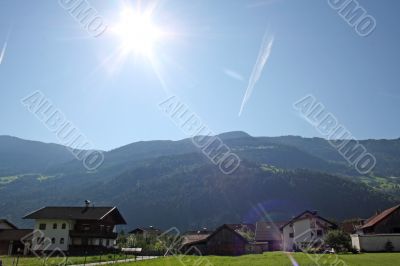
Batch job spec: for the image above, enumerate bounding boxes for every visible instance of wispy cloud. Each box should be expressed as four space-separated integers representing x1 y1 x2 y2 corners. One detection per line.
0 40 8 65
239 33 274 116
247 0 281 8
223 68 245 82
0 29 11 65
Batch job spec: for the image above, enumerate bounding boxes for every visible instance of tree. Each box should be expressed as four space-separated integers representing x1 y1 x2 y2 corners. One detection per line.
117 229 127 248
324 230 351 252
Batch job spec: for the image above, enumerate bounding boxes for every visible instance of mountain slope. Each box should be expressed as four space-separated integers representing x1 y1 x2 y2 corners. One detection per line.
0 133 399 230
0 153 396 230
0 136 78 176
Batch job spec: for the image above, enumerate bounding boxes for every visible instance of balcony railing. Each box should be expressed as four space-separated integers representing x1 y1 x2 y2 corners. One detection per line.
69 230 118 239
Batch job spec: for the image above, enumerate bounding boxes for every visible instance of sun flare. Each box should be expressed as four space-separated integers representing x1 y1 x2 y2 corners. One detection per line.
113 8 164 57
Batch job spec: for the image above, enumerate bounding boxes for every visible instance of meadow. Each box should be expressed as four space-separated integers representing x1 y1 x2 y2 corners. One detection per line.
0 253 134 266
1 252 399 265
113 252 400 266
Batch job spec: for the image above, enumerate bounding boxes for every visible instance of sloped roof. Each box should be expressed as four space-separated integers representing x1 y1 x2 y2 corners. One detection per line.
0 229 33 241
129 227 162 234
183 224 249 247
280 210 336 230
208 224 249 244
226 224 256 241
23 206 126 224
0 219 18 229
182 229 213 245
361 204 400 229
255 221 286 241
226 224 256 234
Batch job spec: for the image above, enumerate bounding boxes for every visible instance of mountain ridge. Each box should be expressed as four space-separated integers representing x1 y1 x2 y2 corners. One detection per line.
1 132 400 230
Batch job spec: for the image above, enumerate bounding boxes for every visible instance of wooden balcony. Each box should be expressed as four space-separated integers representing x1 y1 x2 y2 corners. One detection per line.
69 230 118 239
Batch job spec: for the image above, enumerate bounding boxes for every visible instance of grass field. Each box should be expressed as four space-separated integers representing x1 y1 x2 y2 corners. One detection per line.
0 253 134 266
113 252 400 266
1 252 399 265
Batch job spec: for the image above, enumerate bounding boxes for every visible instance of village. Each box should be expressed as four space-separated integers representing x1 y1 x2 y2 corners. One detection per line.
1 200 399 261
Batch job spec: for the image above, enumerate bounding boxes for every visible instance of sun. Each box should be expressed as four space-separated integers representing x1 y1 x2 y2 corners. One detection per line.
112 8 164 57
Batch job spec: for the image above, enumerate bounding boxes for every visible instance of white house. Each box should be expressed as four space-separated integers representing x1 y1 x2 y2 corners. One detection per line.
281 210 336 251
23 202 126 254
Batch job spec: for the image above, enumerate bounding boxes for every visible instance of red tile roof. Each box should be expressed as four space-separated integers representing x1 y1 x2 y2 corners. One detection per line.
361 205 400 229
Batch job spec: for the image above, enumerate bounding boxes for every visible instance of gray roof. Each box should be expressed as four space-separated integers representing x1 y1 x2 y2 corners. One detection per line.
0 219 18 229
182 229 213 245
129 227 162 234
23 206 126 224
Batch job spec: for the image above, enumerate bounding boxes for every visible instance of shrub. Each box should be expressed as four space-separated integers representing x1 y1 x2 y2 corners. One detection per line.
324 230 351 252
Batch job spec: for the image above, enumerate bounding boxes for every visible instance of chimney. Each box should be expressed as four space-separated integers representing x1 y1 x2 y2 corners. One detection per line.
84 200 91 208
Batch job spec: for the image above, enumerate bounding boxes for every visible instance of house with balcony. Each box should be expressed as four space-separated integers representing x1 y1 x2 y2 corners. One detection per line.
281 210 336 252
23 201 126 254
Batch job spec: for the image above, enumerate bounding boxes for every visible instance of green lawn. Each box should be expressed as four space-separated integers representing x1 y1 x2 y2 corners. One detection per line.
1 252 399 266
113 252 400 266
0 253 134 266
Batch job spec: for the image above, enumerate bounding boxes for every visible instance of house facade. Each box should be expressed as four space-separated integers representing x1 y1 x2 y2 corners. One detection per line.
357 205 400 235
255 221 286 251
0 219 32 255
281 211 336 251
351 204 400 252
23 203 126 254
182 224 259 256
129 226 162 239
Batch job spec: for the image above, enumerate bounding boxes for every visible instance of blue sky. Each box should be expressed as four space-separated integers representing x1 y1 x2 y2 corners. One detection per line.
0 0 399 150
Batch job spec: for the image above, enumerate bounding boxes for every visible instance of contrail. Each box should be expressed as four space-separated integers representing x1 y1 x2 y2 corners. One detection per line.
239 33 274 116
0 40 7 65
224 68 245 82
0 29 11 65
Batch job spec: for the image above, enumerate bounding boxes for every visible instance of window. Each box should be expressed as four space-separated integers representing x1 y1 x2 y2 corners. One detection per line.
83 224 91 231
317 230 323 237
53 223 57 229
106 239 110 246
289 233 294 238
62 223 66 229
60 238 64 244
51 238 56 244
39 223 46 230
